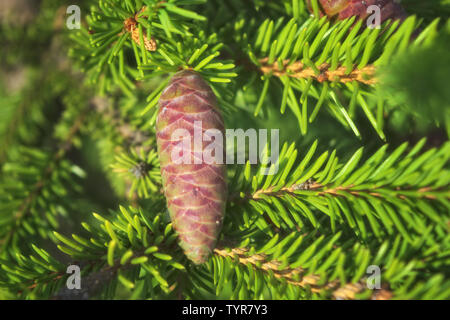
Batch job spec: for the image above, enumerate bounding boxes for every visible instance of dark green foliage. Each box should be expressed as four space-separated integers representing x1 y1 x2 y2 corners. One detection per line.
378 27 450 136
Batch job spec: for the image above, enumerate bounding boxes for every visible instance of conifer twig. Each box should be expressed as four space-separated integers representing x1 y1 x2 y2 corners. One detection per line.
214 247 392 300
250 181 444 201
259 58 377 85
123 6 157 52
0 108 88 250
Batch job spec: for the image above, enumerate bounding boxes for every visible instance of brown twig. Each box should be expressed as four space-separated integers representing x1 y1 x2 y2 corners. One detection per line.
259 57 377 85
123 6 157 51
247 180 444 202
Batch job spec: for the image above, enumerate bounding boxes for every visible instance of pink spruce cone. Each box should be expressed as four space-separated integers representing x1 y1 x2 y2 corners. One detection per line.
156 70 227 264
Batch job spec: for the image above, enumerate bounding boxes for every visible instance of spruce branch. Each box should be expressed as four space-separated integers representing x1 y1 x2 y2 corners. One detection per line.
236 15 440 137
110 148 161 199
86 95 161 199
0 94 90 252
70 0 236 97
259 57 377 85
1 0 449 302
43 204 187 298
213 247 392 300
228 139 450 243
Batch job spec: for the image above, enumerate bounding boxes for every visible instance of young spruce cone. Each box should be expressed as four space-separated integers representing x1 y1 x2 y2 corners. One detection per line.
156 70 227 264
307 0 406 23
